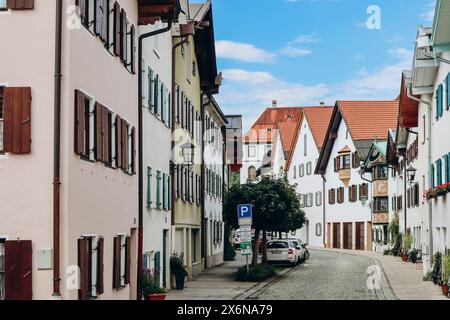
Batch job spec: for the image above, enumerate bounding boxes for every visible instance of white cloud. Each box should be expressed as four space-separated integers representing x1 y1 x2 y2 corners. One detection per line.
421 2 435 22
215 40 276 63
279 46 312 57
215 48 413 131
288 34 322 45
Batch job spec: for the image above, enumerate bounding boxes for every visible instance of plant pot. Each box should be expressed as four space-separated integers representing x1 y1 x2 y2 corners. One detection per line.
442 284 449 297
145 294 167 301
401 254 408 262
175 273 186 290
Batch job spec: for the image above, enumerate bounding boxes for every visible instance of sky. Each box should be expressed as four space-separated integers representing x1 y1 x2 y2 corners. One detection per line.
192 0 436 131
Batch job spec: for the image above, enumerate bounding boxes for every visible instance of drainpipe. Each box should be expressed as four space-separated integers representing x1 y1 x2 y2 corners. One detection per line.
52 0 63 298
200 93 212 270
138 21 173 300
407 86 433 263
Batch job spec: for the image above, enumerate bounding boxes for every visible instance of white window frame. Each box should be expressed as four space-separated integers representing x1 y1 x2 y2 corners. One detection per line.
306 162 312 175
299 164 305 177
315 223 322 237
316 191 322 206
248 145 256 158
117 234 127 287
306 193 313 207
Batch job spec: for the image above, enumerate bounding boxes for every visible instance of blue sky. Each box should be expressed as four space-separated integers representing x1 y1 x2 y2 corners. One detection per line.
193 0 436 130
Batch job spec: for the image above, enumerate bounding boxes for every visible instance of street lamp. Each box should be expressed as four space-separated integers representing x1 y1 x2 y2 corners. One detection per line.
406 166 417 185
360 195 368 206
171 142 196 171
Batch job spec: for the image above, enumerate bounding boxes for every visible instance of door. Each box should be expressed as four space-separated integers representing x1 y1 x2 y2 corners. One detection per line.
333 223 341 249
327 223 331 248
162 230 168 288
4 240 32 300
366 222 372 251
355 222 365 250
343 223 352 250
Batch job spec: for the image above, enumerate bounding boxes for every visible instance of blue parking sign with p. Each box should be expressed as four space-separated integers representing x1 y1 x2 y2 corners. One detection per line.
237 204 252 219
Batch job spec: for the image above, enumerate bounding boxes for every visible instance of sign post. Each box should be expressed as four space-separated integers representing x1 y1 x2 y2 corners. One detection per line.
237 204 253 277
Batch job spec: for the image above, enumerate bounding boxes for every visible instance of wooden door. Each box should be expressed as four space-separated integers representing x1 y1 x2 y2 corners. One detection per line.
343 223 353 250
333 223 341 249
327 223 331 248
355 222 364 250
4 240 32 300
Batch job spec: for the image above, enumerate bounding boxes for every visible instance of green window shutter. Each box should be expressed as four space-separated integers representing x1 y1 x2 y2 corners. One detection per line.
447 73 450 111
160 82 164 118
147 167 152 209
154 251 161 286
153 74 159 114
430 164 435 188
156 171 162 209
168 175 172 210
148 68 154 111
436 84 443 120
162 173 167 210
444 154 450 183
437 159 443 185
161 85 166 123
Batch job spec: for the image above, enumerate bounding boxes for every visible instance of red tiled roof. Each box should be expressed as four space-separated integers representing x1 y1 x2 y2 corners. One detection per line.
244 124 276 143
338 100 399 141
277 121 300 153
339 145 351 153
254 107 302 126
302 106 334 150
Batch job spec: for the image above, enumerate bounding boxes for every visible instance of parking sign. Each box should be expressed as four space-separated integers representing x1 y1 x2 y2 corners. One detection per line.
237 204 252 219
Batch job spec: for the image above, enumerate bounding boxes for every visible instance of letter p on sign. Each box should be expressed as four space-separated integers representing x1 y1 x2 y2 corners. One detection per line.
237 204 252 219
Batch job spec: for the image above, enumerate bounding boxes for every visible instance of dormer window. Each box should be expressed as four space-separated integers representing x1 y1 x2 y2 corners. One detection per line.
373 165 388 180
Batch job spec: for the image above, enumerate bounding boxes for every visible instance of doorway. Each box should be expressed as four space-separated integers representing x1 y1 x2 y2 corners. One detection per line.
333 223 341 249
355 222 364 250
343 223 353 250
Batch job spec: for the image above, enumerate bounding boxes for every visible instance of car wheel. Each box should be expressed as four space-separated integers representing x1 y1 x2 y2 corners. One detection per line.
305 250 310 260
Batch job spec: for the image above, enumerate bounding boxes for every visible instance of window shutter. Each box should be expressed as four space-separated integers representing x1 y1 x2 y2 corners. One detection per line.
121 119 128 172
125 236 131 285
115 115 122 169
447 73 450 111
130 25 135 74
101 106 110 164
113 236 121 289
77 238 89 300
114 2 121 57
74 90 85 156
437 159 443 185
436 84 443 119
97 237 104 295
7 0 34 10
4 240 32 300
95 0 104 38
3 87 32 154
120 9 127 63
131 127 136 174
95 103 103 162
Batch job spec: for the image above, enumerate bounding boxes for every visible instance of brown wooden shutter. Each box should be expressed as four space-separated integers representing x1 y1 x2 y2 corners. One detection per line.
131 127 136 174
3 87 32 154
4 240 32 300
77 238 89 300
115 115 122 169
121 119 128 171
96 237 104 295
95 103 103 162
124 236 131 285
130 25 136 74
74 90 85 156
112 236 121 289
114 2 121 56
6 0 34 10
102 107 110 164
120 9 127 63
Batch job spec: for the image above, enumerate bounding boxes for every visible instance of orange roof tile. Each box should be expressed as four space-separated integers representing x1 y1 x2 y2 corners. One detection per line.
254 107 302 126
244 124 276 143
338 100 399 141
277 121 300 153
302 106 334 150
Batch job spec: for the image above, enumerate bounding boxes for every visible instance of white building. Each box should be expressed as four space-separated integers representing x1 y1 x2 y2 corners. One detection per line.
140 20 174 289
286 106 333 247
203 97 227 268
315 101 399 251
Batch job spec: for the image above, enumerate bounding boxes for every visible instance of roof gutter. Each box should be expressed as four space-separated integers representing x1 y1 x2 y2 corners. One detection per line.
137 21 173 300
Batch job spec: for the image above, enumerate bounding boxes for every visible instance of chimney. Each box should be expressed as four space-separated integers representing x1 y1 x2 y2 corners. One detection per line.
272 100 277 109
320 102 325 107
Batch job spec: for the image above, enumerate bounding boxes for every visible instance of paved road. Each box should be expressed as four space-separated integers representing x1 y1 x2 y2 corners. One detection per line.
254 249 395 300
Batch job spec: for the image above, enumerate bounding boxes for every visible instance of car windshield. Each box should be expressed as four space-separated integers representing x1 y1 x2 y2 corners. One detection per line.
267 241 289 249
291 241 299 246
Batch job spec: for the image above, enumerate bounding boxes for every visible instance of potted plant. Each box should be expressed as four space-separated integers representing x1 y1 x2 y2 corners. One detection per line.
432 252 442 285
408 248 420 263
171 253 188 290
442 255 450 297
141 269 167 300
401 233 412 262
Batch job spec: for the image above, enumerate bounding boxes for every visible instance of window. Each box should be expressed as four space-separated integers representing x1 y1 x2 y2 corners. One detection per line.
191 230 198 263
436 159 443 186
156 171 162 209
299 194 305 208
315 223 322 237
422 115 426 145
75 90 94 160
0 86 3 152
293 166 297 179
0 0 6 9
315 191 322 206
304 134 307 156
146 167 152 209
247 145 256 158
264 144 272 156
148 68 154 111
299 164 305 177
373 197 389 213
113 235 130 290
306 162 312 175
338 154 351 170
163 173 167 210
373 165 388 180
445 154 450 183
337 187 345 204
306 193 313 207
78 236 104 299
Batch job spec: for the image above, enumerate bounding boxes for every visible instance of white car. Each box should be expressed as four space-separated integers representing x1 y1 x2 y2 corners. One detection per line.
287 238 306 264
266 240 298 267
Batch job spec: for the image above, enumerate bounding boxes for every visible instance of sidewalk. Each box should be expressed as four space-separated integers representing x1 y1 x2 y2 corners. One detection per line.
167 255 257 300
314 247 447 300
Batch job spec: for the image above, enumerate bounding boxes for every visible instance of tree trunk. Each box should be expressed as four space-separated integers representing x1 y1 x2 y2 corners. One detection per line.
252 228 260 266
262 230 267 263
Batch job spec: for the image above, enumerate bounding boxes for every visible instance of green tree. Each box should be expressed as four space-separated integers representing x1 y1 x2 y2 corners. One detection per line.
224 176 305 266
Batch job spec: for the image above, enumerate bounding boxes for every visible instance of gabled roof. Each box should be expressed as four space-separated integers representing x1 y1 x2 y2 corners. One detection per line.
315 100 399 175
278 121 300 155
363 141 388 172
302 106 334 150
254 107 303 126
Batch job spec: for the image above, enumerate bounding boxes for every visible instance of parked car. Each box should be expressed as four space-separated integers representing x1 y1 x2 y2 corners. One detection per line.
287 238 306 264
232 233 241 250
266 240 299 267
